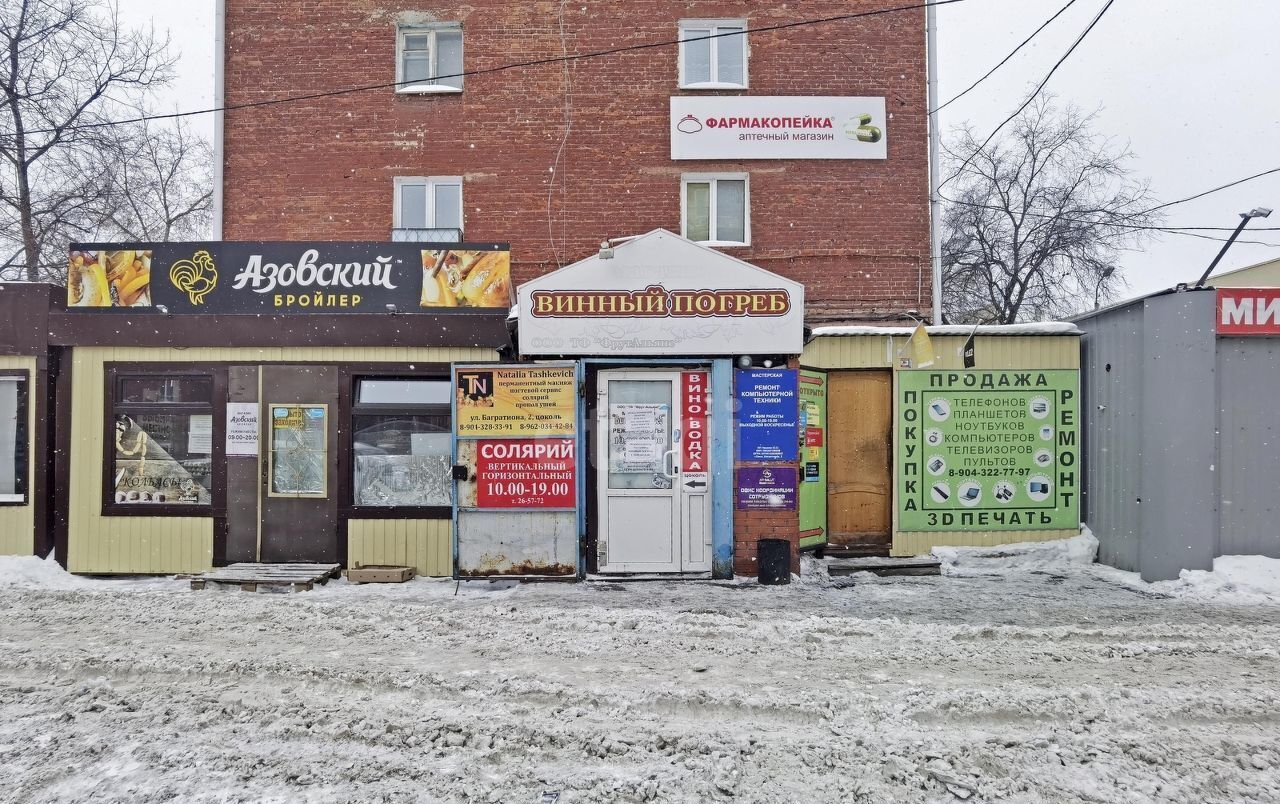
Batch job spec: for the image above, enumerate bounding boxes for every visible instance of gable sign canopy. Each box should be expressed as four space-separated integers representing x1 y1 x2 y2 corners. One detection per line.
516 229 804 356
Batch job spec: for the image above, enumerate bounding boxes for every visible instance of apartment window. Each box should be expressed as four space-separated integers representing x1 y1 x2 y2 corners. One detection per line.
394 177 463 230
352 378 452 509
0 375 27 504
396 24 464 92
108 374 214 510
678 20 747 89
682 174 749 246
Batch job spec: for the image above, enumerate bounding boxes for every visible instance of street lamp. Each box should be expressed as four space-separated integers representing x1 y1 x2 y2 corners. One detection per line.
1094 266 1116 309
1194 207 1273 288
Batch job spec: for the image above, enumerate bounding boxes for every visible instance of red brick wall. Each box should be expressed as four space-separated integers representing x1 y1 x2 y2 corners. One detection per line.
222 1 930 322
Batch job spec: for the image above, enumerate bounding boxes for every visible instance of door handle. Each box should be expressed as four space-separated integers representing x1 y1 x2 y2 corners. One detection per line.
661 448 679 479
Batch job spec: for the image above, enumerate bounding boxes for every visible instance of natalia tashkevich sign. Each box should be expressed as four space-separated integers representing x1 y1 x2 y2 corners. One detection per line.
516 229 805 356
67 243 511 312
670 96 888 160
896 370 1080 532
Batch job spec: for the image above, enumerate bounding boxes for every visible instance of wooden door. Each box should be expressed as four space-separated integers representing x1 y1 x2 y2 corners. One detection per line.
827 371 892 547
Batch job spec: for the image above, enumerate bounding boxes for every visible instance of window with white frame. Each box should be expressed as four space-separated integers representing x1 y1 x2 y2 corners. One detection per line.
396 24 464 92
0 375 27 504
682 174 749 246
394 177 463 230
678 20 747 89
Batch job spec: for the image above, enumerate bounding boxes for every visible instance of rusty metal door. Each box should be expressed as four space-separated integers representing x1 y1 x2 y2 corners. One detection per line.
826 370 892 547
259 366 339 562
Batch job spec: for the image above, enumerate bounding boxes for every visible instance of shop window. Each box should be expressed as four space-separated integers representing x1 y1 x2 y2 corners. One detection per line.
394 177 463 230
0 375 28 504
352 378 452 508
678 20 747 89
109 374 214 509
682 174 749 246
396 24 464 93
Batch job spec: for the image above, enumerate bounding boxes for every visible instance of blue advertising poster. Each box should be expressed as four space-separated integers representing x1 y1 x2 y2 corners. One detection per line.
735 369 799 462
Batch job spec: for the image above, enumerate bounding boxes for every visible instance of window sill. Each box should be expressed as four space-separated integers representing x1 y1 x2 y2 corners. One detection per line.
395 85 463 95
678 82 749 91
101 504 218 518
0 495 27 506
344 505 452 520
693 240 750 248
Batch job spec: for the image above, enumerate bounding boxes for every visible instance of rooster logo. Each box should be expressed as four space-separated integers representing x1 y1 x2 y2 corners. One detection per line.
169 250 218 305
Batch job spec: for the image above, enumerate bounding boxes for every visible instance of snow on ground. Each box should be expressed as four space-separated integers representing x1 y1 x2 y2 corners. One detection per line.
4 546 1280 803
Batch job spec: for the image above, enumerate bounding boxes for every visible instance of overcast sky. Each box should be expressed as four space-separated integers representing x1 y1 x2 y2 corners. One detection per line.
119 0 1280 300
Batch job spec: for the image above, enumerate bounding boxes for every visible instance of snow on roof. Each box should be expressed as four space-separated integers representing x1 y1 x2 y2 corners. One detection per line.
810 322 1080 337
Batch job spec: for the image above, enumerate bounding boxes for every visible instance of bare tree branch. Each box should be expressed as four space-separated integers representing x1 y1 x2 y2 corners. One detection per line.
0 0 208 283
940 96 1160 323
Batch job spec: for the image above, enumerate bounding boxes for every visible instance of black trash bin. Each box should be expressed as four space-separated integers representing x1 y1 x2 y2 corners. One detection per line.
757 538 791 585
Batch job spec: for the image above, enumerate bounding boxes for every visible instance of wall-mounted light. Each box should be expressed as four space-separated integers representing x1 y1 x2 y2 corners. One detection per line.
736 355 753 369
598 241 615 260
155 304 169 315
385 303 399 315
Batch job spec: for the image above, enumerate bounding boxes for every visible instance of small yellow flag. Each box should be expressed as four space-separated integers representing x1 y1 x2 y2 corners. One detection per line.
909 323 935 368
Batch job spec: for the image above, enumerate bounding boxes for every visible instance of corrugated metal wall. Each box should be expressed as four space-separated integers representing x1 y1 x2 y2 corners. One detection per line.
804 334 1081 556
348 519 452 576
68 345 495 574
1080 303 1145 571
0 356 36 556
1218 339 1280 557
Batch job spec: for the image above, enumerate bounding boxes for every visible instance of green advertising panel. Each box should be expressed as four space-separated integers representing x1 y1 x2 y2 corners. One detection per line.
897 370 1079 532
798 370 827 549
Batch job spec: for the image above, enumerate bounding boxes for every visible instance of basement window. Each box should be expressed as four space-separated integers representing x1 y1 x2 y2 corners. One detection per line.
396 24 464 93
678 20 748 89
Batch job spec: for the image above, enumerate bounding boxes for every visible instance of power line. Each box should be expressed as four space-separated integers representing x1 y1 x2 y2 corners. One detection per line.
942 194 1280 246
1136 167 1280 216
930 0 1080 115
939 0 1117 190
7 0 970 138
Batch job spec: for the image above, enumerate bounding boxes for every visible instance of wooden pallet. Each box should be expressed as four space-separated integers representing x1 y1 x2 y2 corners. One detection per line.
190 563 341 592
826 556 942 577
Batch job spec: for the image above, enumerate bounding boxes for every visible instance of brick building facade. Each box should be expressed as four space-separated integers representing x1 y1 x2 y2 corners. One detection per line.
221 1 930 323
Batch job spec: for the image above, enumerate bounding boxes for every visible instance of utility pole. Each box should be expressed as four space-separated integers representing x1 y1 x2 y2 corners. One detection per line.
926 1 944 325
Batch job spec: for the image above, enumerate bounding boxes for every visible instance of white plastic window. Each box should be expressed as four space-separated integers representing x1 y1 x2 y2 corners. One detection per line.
682 174 749 246
678 20 747 89
394 177 463 229
397 25 463 92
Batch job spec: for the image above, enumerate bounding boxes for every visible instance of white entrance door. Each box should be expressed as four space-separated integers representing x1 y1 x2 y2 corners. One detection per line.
596 370 712 574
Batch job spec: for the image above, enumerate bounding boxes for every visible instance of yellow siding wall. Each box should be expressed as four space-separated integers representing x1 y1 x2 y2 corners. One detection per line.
0 356 36 556
803 334 1080 370
803 334 1081 557
68 345 495 574
348 519 452 576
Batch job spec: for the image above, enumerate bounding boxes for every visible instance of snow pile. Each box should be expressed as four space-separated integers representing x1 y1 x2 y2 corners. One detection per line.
932 530 1098 576
1174 556 1280 602
1115 556 1280 604
0 553 89 590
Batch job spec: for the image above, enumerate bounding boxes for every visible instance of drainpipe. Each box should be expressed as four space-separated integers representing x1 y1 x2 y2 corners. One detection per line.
926 1 943 325
212 0 226 239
